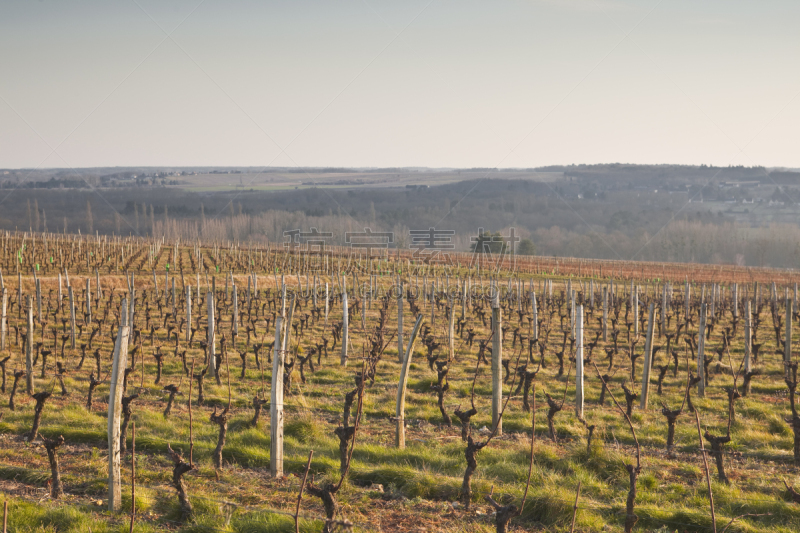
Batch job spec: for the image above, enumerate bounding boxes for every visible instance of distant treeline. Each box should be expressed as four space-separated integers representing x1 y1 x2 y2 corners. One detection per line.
0 177 90 189
2 175 799 268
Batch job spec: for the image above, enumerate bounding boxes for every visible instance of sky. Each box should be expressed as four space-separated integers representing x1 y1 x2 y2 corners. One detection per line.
0 0 798 170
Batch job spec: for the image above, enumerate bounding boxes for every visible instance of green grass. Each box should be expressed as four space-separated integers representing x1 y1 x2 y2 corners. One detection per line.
2 266 800 532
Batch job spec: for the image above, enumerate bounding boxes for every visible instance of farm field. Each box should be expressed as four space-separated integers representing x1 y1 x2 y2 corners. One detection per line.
176 171 565 193
2 232 800 532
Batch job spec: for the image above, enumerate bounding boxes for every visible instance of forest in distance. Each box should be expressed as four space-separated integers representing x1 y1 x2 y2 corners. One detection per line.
2 164 800 269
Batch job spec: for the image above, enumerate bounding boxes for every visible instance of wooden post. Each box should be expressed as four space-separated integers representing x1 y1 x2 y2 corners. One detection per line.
232 285 239 336
430 282 435 328
186 286 192 343
395 314 424 449
744 301 752 393
69 286 76 348
35 278 42 323
341 279 348 366
270 317 284 477
368 275 373 310
86 278 91 324
284 295 296 354
207 291 216 380
661 283 667 337
24 295 34 393
312 275 317 308
602 286 608 342
698 303 706 397
733 283 739 318
491 289 503 435
640 303 655 409
570 289 576 337
448 299 455 360
422 275 427 310
108 299 129 511
324 282 329 326
398 281 404 363
575 305 584 419
786 297 793 378
531 290 538 340
0 288 6 351
710 283 716 318
128 290 136 345
685 280 690 319
633 287 639 337
58 273 62 311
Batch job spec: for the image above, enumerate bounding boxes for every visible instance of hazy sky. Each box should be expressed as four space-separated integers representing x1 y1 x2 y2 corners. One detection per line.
1 0 798 169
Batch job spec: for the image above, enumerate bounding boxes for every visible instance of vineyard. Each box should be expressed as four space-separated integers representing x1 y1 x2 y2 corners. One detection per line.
2 231 800 532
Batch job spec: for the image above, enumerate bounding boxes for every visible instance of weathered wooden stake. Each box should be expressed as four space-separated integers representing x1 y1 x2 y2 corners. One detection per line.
284 295 296 353
462 280 467 319
640 303 655 409
69 286 76 348
395 314 424 449
127 290 136 344
602 286 608 342
312 275 317 308
207 292 216 380
25 296 33 393
232 285 239 336
86 278 91 324
698 303 707 397
0 288 6 351
341 279 348 366
270 316 284 477
786 297 793 378
324 283 329 326
448 299 455 360
35 278 41 323
491 288 503 435
570 289 576 337
398 281 404 363
744 300 752 390
108 299 130 511
685 280 690 319
185 286 192 343
575 305 584 419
